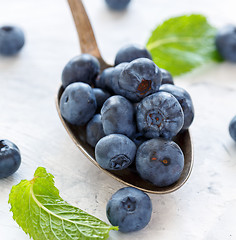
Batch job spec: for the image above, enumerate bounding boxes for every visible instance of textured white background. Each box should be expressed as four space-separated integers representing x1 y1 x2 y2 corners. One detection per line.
1 0 236 239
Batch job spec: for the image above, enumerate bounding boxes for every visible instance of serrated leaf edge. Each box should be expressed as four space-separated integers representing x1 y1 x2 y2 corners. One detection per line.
9 169 118 240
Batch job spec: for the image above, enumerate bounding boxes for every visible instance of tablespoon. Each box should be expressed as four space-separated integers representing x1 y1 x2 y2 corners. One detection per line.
56 0 193 194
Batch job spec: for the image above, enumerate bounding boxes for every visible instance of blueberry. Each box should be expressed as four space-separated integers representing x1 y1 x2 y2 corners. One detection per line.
86 114 105 147
93 88 111 109
95 67 114 91
215 25 236 62
101 95 135 137
106 187 152 232
62 54 100 88
105 0 131 11
0 140 21 179
110 62 128 95
229 115 236 141
95 64 128 95
0 25 25 56
160 68 174 85
115 44 152 66
131 132 148 147
136 138 184 187
118 58 162 102
136 92 184 139
60 82 97 126
95 134 136 170
159 84 194 130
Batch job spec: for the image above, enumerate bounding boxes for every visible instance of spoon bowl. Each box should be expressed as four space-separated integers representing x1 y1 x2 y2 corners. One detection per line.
56 0 193 194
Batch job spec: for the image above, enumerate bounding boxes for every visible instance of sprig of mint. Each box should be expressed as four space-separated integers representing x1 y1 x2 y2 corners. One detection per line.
146 14 222 76
9 167 118 240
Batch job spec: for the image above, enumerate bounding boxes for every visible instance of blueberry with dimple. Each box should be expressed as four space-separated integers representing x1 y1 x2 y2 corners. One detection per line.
160 68 174 85
0 140 21 179
60 82 97 126
105 0 131 11
86 114 105 147
115 44 152 66
93 88 111 110
95 67 114 91
136 92 184 139
106 187 152 232
101 95 135 137
0 25 25 56
159 84 194 130
118 58 162 102
95 134 136 170
229 115 236 141
136 138 184 187
215 25 236 62
62 54 100 88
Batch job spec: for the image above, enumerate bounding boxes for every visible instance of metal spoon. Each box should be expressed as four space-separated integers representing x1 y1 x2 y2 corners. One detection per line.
56 0 193 194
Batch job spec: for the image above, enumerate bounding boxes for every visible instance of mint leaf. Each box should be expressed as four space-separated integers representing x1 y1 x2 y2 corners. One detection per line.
9 167 118 240
146 14 222 76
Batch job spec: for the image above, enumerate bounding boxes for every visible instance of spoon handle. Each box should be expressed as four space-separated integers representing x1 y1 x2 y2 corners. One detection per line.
67 0 111 70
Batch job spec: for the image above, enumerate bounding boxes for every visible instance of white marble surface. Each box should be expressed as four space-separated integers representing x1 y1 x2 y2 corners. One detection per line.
1 0 236 239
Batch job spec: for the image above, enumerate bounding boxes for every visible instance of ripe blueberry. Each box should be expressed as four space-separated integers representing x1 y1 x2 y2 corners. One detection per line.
0 140 21 179
93 88 111 110
136 138 184 187
62 54 100 88
159 84 194 130
60 82 97 126
95 67 114 91
115 44 152 66
215 25 236 62
101 95 135 137
95 134 136 170
119 58 162 102
86 114 105 147
136 92 184 139
0 25 25 56
160 68 174 85
106 187 152 232
229 115 236 142
105 0 131 11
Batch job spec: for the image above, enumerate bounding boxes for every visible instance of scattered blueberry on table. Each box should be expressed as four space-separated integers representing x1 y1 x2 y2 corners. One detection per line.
229 115 236 142
0 140 21 179
106 187 152 232
215 24 236 62
0 25 25 56
105 0 131 11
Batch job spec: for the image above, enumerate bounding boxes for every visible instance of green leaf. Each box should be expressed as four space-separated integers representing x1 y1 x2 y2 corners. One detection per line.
146 14 223 76
9 167 118 240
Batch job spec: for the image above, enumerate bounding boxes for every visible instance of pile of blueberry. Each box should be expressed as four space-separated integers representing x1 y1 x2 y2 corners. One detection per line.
60 44 195 189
